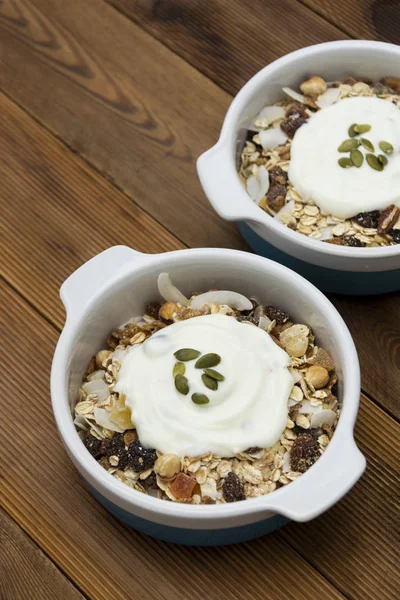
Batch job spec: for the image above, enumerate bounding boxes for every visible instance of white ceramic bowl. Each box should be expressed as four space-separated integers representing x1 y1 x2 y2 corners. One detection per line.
197 41 400 283
51 245 365 545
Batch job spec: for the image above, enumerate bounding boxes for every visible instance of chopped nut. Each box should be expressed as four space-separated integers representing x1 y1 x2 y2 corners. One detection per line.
300 76 327 98
95 350 111 369
377 205 400 234
154 454 181 478
306 365 330 389
159 302 178 321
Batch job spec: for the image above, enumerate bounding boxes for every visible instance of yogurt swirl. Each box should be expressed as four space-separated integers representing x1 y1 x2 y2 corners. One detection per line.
115 314 293 457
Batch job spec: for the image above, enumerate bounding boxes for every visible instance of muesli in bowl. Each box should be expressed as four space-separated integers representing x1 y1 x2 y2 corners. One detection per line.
75 273 340 505
240 75 400 247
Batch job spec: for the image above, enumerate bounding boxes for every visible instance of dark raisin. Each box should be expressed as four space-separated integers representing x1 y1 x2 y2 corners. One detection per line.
222 472 245 502
265 305 290 324
280 116 307 139
126 440 157 473
324 238 345 245
343 235 364 247
290 434 320 473
268 166 288 186
145 303 161 319
267 184 287 212
83 434 103 460
141 471 158 490
390 229 400 243
236 315 258 326
285 102 309 119
352 210 380 228
246 446 262 455
292 425 319 438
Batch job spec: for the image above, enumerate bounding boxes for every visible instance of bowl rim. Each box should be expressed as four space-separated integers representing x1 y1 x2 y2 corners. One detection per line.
51 247 363 524
214 39 400 261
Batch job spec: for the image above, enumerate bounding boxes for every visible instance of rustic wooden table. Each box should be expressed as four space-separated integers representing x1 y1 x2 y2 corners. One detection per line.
0 1 399 599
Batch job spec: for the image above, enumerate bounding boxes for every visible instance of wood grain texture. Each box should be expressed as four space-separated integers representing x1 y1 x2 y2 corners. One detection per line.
108 0 347 94
0 508 84 600
0 279 348 600
300 0 400 44
0 0 243 250
0 0 398 420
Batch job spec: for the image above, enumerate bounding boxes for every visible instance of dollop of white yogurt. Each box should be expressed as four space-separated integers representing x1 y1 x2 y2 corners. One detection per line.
289 97 400 218
114 314 293 457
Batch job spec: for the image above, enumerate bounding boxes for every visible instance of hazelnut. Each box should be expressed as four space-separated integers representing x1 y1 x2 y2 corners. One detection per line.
159 302 178 321
95 349 112 369
300 76 327 98
280 324 309 358
306 365 330 389
154 454 181 479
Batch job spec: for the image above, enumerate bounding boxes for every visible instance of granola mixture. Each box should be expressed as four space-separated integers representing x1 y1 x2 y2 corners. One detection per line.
240 75 400 247
75 276 340 504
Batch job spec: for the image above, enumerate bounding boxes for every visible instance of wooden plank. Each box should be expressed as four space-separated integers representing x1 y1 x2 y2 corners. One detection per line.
0 0 244 251
299 0 400 44
107 0 347 94
0 507 84 600
0 280 348 600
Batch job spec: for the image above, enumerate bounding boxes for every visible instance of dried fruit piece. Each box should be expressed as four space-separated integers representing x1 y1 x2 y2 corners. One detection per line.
222 472 245 502
169 472 197 500
83 434 103 459
154 454 181 478
266 184 287 212
195 353 221 369
268 166 288 186
265 305 290 324
377 205 400 234
285 102 308 119
145 303 161 319
306 365 330 389
290 434 320 473
352 210 380 228
313 348 335 371
280 116 307 139
343 235 363 247
380 76 400 92
127 440 157 473
174 348 201 361
141 471 159 490
390 229 400 243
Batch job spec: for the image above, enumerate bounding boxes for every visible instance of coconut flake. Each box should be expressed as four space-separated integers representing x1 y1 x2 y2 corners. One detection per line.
274 199 295 223
246 175 260 201
282 451 291 473
282 87 306 104
87 369 106 382
74 415 88 430
289 367 302 383
310 409 336 428
297 400 323 414
259 128 288 151
254 105 286 127
319 226 335 241
93 407 125 433
157 273 189 306
315 87 341 109
82 380 110 403
190 290 253 311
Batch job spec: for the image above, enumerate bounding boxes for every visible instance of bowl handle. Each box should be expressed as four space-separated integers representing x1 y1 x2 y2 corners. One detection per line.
264 436 366 522
60 246 148 318
197 143 267 224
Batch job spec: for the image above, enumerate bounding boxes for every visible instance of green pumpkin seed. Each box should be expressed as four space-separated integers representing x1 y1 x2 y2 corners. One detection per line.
360 138 375 152
348 123 358 138
203 368 225 382
379 141 394 154
338 139 360 152
366 153 383 171
195 353 221 369
192 393 210 405
354 124 371 134
202 374 218 391
174 374 189 395
338 157 353 169
350 148 364 168
173 362 186 377
378 154 388 165
174 348 201 361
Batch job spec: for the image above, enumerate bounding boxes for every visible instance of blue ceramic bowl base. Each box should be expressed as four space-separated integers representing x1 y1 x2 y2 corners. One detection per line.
238 222 400 295
88 485 289 546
